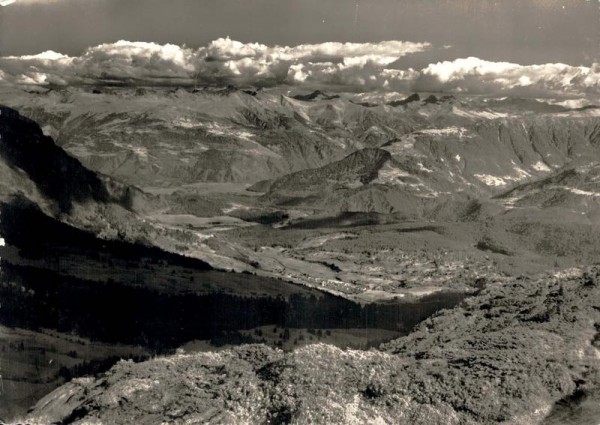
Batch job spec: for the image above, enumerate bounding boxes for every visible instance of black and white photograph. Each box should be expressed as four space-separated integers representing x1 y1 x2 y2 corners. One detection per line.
0 0 599 423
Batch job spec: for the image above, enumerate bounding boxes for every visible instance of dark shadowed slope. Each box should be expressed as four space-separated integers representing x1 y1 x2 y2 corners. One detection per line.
0 106 135 213
23 268 600 425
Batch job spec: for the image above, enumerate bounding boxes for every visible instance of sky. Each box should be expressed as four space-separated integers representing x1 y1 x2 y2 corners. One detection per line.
0 0 598 96
1 0 598 64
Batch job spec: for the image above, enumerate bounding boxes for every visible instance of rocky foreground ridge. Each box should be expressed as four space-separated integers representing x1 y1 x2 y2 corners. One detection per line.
25 268 600 425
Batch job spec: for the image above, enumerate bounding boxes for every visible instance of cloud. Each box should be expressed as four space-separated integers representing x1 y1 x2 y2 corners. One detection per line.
202 38 426 66
413 57 600 97
0 0 16 5
0 41 199 85
77 41 197 80
0 38 598 98
287 60 419 92
197 38 430 86
0 38 429 87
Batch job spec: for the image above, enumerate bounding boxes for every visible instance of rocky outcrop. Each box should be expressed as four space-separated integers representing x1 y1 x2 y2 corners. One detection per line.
24 268 600 424
267 148 392 193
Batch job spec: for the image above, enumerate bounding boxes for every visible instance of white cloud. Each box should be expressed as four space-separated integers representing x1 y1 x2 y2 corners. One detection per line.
202 38 427 66
0 38 429 88
287 61 419 91
77 40 197 80
0 39 598 98
197 38 429 86
0 41 199 85
0 0 16 5
10 51 71 61
413 57 600 97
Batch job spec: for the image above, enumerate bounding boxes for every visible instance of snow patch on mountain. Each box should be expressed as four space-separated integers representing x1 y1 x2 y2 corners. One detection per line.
199 122 255 142
374 163 410 184
222 203 252 214
418 127 472 138
173 117 205 129
132 147 149 159
474 174 508 186
509 163 532 180
417 163 433 173
452 107 510 119
381 136 416 156
532 161 551 172
566 187 600 197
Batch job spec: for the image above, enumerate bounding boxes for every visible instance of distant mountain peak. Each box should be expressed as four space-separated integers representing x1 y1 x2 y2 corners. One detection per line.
387 93 420 107
423 94 439 104
292 90 340 102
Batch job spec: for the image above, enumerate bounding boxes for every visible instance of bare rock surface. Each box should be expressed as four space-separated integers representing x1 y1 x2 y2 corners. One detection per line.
25 268 600 424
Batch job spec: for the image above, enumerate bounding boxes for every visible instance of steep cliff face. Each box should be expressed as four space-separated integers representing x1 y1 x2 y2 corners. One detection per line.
0 106 173 251
0 106 136 213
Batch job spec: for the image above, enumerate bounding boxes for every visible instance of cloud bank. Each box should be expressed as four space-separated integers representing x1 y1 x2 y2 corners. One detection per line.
413 57 600 98
0 38 598 97
0 38 428 87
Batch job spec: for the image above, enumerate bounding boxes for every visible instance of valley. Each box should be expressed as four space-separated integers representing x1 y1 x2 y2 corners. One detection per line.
0 86 599 424
0 201 466 420
3 85 600 299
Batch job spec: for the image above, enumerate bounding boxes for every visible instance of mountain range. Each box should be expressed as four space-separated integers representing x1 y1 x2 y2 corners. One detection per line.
2 86 600 423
